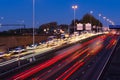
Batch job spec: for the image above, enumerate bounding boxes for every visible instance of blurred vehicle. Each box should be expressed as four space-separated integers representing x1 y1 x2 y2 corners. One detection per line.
11 46 26 54
26 43 39 50
61 34 65 39
74 32 79 36
0 52 5 57
47 36 57 46
4 52 12 57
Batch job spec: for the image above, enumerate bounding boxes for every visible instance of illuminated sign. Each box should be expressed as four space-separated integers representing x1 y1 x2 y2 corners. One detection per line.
77 23 83 30
85 23 92 30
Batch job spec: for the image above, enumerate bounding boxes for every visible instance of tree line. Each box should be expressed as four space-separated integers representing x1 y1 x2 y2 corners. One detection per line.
0 13 102 36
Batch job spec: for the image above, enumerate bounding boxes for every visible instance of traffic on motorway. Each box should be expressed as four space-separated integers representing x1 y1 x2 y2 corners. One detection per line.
1 31 119 79
8 32 119 80
0 32 104 62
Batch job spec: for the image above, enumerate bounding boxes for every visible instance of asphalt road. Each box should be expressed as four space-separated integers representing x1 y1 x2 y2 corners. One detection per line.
0 34 102 79
70 35 119 80
1 34 118 80
7 34 110 80
32 34 118 80
100 35 120 80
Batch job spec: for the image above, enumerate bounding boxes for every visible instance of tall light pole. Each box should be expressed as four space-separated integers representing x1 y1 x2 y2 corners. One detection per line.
90 11 93 32
33 0 35 46
106 19 110 27
72 5 78 34
103 16 106 26
103 16 106 32
98 14 101 32
17 20 25 34
90 11 93 23
0 17 4 28
90 11 93 14
32 0 35 61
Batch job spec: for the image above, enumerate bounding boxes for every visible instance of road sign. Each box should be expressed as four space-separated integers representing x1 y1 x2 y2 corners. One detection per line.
77 23 83 30
85 23 92 30
109 25 120 29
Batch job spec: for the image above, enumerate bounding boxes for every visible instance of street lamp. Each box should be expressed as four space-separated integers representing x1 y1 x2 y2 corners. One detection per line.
0 17 4 29
98 14 101 32
72 5 78 34
17 20 25 33
90 11 93 32
103 16 106 20
33 0 35 46
0 23 2 28
106 18 110 27
32 0 36 61
90 11 93 23
110 21 115 25
103 16 106 27
90 11 93 14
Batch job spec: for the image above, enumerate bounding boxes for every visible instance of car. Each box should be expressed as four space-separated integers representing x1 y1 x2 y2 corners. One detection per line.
0 51 5 57
26 43 39 50
12 46 26 54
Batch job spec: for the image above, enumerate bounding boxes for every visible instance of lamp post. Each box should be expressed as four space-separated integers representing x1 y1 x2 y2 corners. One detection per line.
90 11 93 31
0 23 2 28
106 19 110 27
17 20 25 34
90 11 93 14
103 16 107 32
109 20 115 25
32 0 36 61
103 16 106 26
33 0 35 46
0 17 4 30
90 11 93 23
72 5 78 34
98 14 101 32
0 17 4 28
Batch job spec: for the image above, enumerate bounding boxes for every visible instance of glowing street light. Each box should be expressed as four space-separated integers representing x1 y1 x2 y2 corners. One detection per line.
106 19 110 22
0 17 4 28
110 21 115 25
98 14 101 17
105 18 110 27
103 16 106 20
103 16 107 27
98 13 102 32
90 11 93 14
72 5 78 33
0 23 2 28
89 11 93 31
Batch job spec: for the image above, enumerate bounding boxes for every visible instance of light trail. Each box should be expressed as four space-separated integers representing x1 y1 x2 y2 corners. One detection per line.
9 35 106 80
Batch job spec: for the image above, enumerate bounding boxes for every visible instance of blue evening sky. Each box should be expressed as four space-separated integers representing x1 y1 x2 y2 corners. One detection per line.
0 0 120 31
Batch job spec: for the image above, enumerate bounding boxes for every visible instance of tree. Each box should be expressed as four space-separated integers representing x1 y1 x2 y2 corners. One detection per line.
38 22 58 35
70 19 79 26
59 24 69 33
80 13 102 27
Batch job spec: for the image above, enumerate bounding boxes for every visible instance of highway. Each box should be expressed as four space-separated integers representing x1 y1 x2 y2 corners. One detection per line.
100 35 120 80
0 33 118 80
0 32 99 65
7 34 115 80
0 47 53 66
69 35 118 80
0 32 103 77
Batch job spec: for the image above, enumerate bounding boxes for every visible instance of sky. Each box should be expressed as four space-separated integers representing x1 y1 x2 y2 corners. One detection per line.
0 0 120 31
